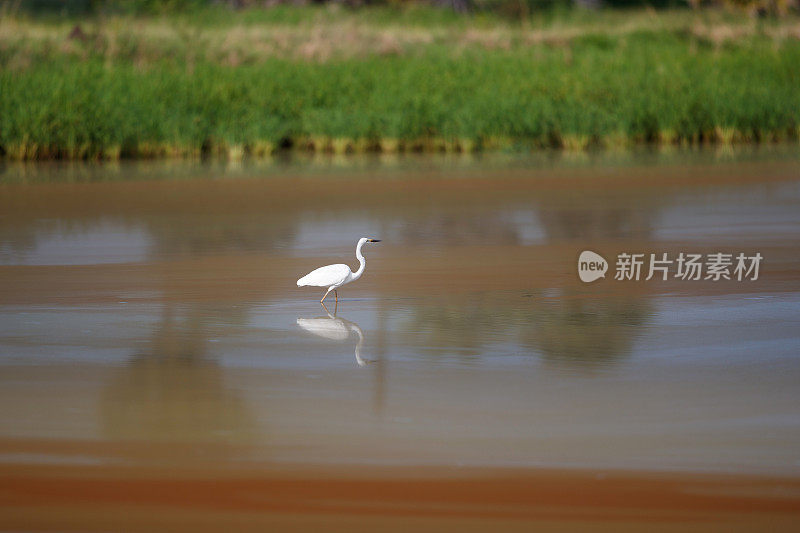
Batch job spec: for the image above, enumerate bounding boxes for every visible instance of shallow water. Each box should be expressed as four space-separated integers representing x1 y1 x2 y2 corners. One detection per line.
1 148 800 478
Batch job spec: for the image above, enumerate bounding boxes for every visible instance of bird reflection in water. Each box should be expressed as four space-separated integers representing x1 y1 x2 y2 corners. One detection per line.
296 303 372 367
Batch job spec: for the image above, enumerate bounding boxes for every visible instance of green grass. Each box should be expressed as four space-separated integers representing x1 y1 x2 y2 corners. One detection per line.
1 7 799 159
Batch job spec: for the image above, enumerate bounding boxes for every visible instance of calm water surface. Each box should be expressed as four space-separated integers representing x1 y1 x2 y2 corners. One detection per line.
1 149 799 474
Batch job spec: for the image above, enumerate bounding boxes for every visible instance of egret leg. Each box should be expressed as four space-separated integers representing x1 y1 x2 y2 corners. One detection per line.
334 289 338 304
321 287 333 304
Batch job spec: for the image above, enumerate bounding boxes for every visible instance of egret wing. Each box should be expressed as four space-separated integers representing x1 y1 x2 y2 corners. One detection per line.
296 263 351 287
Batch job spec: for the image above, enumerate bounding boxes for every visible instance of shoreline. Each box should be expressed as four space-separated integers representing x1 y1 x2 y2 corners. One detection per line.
4 134 800 162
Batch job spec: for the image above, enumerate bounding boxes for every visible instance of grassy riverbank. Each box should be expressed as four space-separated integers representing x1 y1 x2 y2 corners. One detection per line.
1 6 799 159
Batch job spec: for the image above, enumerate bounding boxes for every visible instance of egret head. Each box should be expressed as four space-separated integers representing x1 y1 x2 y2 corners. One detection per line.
359 237 381 245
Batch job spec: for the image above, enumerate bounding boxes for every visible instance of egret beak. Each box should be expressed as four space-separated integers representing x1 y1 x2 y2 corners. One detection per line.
368 239 381 243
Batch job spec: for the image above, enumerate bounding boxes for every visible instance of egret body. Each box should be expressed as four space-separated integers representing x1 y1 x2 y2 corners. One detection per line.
296 237 380 304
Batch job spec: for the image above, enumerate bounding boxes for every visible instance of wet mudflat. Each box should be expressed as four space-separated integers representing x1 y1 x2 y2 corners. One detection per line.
1 149 800 531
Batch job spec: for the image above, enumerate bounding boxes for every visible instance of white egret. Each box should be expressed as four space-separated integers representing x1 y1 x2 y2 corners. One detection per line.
296 237 380 304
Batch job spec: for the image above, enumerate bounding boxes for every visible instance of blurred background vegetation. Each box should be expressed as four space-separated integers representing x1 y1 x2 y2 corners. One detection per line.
1 0 798 159
7 0 798 17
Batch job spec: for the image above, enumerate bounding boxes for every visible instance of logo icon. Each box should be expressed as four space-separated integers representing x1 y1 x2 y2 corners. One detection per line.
578 250 608 283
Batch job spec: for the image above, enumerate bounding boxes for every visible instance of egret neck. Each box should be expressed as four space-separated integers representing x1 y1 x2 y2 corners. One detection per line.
352 239 367 281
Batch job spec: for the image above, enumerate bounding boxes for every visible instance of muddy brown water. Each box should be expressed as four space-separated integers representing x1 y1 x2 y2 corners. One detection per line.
1 149 799 531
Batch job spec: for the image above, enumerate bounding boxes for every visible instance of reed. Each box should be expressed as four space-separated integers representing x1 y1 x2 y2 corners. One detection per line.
1 8 798 159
